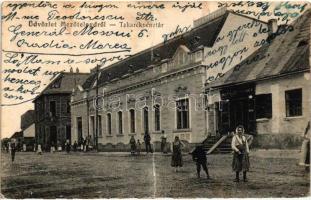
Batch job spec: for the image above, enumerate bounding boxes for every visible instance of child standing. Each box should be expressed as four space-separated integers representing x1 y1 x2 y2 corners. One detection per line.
191 145 210 179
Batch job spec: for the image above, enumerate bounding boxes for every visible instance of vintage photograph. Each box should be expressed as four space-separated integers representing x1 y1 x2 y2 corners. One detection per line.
1 1 310 198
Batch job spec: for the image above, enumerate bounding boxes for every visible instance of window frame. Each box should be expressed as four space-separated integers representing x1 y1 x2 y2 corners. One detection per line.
117 111 123 134
285 88 303 117
106 113 112 135
255 93 272 119
154 104 161 132
175 98 190 130
129 109 136 134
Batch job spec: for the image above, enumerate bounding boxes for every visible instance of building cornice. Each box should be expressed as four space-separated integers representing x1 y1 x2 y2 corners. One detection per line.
72 62 205 104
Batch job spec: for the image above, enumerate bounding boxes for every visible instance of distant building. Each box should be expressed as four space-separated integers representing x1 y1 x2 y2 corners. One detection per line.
33 72 89 150
205 10 310 148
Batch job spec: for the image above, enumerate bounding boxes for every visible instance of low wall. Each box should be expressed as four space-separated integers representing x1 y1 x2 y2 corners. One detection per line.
97 140 198 152
252 134 304 149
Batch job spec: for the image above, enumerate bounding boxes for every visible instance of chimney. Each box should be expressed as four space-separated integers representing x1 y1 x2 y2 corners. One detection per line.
268 19 278 35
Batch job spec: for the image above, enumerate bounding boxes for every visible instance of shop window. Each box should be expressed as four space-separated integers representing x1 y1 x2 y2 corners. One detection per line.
285 89 302 117
255 94 272 119
176 99 189 129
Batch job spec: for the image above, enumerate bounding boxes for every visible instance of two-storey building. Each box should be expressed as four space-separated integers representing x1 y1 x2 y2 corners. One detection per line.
34 72 89 150
71 9 271 151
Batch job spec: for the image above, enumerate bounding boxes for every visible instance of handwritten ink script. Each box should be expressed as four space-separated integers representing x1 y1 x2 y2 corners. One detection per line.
1 1 205 105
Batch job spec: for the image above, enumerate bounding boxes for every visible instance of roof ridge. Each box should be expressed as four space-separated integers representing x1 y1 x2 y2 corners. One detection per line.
93 10 230 73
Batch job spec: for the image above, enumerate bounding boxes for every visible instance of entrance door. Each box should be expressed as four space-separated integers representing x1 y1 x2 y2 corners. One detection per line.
218 101 230 134
50 126 57 145
230 98 249 132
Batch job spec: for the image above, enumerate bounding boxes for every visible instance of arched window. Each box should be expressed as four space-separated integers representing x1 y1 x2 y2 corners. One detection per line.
117 111 123 134
154 105 161 131
129 109 135 133
107 113 112 135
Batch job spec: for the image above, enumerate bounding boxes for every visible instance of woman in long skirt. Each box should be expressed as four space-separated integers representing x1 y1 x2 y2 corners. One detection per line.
231 125 250 182
129 136 136 155
171 136 183 172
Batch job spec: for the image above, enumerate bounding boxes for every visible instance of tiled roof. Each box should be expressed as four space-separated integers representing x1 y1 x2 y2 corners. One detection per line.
206 9 311 89
35 72 89 100
11 131 23 139
82 11 230 89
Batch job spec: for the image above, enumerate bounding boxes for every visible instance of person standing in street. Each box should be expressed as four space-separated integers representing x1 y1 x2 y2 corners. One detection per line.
191 145 211 179
144 131 152 154
50 142 55 153
231 125 250 182
65 139 71 153
129 136 136 155
37 143 42 155
299 121 310 171
136 139 141 155
73 141 78 152
161 130 168 154
10 140 16 162
171 136 184 172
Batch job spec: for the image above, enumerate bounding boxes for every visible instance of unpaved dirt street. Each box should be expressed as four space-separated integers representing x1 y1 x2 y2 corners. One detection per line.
1 150 309 198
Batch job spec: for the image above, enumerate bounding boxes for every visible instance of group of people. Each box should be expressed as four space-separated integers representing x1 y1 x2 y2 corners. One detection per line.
171 125 250 182
34 135 95 154
129 132 154 155
129 131 170 155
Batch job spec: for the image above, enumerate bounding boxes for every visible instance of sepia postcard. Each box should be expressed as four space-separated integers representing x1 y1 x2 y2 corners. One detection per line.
0 0 310 198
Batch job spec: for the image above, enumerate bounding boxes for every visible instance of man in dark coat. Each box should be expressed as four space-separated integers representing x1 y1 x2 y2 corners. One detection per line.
144 131 152 153
191 145 210 179
10 142 16 162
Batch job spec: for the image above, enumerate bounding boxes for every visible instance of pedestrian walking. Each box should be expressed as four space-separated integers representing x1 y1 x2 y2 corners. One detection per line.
191 145 210 179
10 141 16 162
57 140 62 151
231 125 250 182
73 141 78 152
171 136 184 172
65 139 71 153
136 139 141 155
144 131 152 154
161 131 168 154
80 137 84 151
22 143 26 152
129 136 136 155
299 121 310 171
83 138 87 152
50 142 55 153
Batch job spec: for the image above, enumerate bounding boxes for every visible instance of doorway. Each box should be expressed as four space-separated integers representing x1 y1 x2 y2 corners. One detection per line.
217 84 256 135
